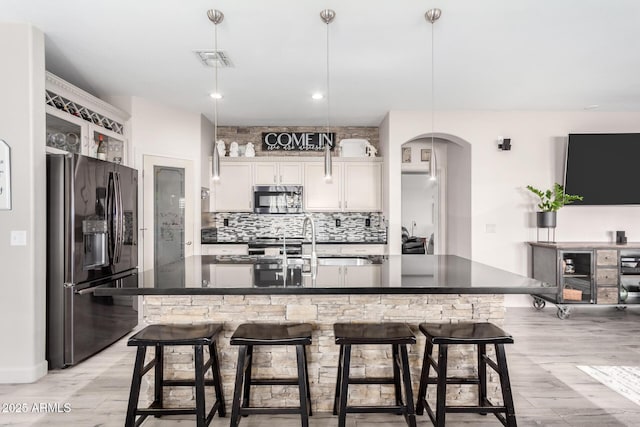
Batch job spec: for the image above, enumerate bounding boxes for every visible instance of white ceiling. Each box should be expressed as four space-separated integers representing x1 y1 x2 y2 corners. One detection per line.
3 0 640 126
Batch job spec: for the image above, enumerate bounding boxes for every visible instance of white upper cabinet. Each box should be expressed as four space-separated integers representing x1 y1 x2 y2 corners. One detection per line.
254 161 302 185
45 72 129 165
211 157 382 212
211 162 252 211
343 162 382 211
304 162 343 211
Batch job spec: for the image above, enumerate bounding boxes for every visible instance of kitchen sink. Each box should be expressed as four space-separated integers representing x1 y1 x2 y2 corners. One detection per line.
286 257 373 266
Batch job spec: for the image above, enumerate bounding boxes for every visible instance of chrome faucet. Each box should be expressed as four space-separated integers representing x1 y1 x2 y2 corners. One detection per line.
302 212 318 268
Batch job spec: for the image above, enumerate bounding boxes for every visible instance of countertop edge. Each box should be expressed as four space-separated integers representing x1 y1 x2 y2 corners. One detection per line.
96 287 556 296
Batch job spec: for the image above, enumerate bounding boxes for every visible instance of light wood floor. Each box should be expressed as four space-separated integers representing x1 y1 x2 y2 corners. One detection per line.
1 306 640 426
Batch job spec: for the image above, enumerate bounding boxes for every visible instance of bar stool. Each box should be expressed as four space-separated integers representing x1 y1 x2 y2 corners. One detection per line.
125 323 225 427
416 322 517 427
229 323 313 427
333 322 417 427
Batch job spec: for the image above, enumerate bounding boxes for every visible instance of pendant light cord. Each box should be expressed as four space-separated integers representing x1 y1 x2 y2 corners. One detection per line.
326 19 330 143
431 16 435 176
214 22 219 147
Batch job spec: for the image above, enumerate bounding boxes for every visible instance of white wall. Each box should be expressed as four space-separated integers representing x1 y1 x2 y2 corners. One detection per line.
0 23 47 383
126 97 206 259
383 110 640 305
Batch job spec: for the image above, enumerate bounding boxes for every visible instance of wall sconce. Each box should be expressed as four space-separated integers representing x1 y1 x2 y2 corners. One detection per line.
498 136 512 151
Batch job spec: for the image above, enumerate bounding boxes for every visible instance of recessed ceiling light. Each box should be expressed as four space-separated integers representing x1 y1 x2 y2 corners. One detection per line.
312 93 324 100
584 104 599 110
210 93 223 99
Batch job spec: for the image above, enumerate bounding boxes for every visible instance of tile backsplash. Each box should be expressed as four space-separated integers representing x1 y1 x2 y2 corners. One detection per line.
202 212 386 243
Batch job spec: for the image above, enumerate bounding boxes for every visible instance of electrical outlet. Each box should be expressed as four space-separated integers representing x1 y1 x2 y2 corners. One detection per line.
223 218 229 226
335 219 341 227
365 218 371 227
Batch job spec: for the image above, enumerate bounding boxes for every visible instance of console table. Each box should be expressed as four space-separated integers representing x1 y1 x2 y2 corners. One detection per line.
529 242 640 319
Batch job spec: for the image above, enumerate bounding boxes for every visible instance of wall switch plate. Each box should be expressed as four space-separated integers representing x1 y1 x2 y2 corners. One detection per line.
365 218 371 227
10 230 27 246
223 218 229 226
335 219 341 227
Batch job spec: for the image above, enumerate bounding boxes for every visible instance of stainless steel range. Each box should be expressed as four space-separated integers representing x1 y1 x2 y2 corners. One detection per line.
247 237 303 256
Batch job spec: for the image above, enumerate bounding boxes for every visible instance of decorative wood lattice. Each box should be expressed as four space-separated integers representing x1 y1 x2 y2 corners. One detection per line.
45 90 124 135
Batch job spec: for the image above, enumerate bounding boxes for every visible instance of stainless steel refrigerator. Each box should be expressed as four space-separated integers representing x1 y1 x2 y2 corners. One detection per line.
46 153 139 369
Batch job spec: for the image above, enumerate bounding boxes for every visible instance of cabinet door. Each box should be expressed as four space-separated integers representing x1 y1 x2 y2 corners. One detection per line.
254 162 278 185
343 265 381 287
212 162 252 211
304 163 343 211
344 162 382 211
90 126 127 165
213 265 253 287
201 244 248 255
46 108 86 155
278 163 303 185
305 265 343 287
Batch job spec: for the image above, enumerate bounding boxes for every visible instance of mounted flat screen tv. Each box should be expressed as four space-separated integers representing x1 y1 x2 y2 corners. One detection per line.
564 133 640 205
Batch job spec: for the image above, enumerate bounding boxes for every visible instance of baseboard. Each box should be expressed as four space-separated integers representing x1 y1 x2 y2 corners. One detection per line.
0 360 48 384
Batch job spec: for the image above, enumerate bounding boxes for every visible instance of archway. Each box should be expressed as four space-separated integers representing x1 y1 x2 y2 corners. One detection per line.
398 133 471 257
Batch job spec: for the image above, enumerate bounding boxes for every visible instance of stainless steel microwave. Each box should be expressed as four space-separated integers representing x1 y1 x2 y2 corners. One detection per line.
253 185 303 214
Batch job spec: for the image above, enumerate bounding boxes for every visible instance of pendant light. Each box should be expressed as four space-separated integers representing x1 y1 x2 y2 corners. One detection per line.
208 9 224 181
321 9 335 180
425 8 441 181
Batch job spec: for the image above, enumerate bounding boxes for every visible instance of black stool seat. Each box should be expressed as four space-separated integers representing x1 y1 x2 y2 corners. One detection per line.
333 322 417 427
419 322 514 345
125 323 225 427
416 322 517 427
230 323 312 346
334 322 417 345
128 323 223 346
230 323 313 427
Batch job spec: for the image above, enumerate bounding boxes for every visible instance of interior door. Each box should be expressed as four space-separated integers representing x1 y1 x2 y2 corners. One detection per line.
143 156 194 287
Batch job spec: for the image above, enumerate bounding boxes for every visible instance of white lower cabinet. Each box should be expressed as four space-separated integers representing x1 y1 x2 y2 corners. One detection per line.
343 265 381 287
212 265 253 287
310 244 386 256
304 264 381 287
201 244 248 255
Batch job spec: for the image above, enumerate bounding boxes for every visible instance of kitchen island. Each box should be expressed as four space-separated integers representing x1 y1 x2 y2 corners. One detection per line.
98 255 554 412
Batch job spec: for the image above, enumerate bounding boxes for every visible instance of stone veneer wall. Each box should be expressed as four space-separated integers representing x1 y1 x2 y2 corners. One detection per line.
142 294 505 412
202 212 387 243
216 126 378 157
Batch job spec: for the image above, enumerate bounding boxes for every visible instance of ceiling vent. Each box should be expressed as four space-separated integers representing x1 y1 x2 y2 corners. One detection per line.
194 50 233 68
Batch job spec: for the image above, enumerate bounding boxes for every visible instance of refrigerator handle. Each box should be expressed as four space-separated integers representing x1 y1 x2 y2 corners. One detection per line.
107 172 116 264
115 172 124 263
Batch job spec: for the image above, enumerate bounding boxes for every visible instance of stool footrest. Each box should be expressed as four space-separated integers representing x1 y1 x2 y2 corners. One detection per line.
426 376 481 385
137 407 197 416
250 378 300 386
348 377 396 385
239 407 305 415
446 405 507 414
345 405 405 414
163 378 219 387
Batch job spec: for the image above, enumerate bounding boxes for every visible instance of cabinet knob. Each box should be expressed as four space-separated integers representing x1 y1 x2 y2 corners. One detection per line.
186 241 192 246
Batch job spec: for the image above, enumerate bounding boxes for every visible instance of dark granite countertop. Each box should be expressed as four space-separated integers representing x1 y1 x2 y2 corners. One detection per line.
94 255 555 296
201 240 387 245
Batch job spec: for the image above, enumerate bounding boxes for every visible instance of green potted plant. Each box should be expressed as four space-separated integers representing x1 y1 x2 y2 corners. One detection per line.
526 183 583 228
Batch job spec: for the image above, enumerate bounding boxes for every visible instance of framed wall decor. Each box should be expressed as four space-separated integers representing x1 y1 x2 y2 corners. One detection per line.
402 147 411 163
421 149 431 162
